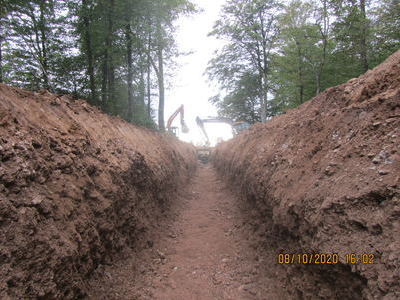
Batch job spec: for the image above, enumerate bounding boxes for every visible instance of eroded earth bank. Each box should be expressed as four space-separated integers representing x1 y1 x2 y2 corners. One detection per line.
213 50 400 299
0 84 196 298
0 50 399 300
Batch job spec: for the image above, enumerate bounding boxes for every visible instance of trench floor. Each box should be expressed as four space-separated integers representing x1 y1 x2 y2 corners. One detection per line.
88 165 287 299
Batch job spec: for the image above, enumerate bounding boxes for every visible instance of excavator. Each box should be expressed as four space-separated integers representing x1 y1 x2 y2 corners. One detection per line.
195 116 250 163
166 104 189 136
195 116 250 146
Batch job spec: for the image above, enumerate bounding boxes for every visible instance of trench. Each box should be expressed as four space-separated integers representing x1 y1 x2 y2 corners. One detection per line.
87 164 289 299
2 49 400 299
85 161 372 300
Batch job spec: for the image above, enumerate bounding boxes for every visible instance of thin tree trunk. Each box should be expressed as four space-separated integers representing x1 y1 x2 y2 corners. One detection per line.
146 32 152 118
125 22 134 121
39 1 49 90
157 46 165 131
107 0 115 112
299 83 304 104
147 59 151 117
316 0 328 96
155 19 165 131
0 36 3 83
296 41 304 104
101 58 108 109
0 12 2 83
260 71 267 123
82 0 97 105
261 87 268 122
101 0 114 111
109 63 115 112
359 0 369 72
316 73 321 95
139 60 146 109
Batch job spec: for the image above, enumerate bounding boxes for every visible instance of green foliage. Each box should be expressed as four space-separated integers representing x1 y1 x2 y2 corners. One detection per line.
208 0 399 122
369 0 400 67
207 0 282 123
1 0 195 130
210 72 262 124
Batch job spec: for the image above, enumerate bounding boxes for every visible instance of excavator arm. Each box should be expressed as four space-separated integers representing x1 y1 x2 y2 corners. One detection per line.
195 117 210 146
167 105 189 135
195 116 250 163
195 116 250 146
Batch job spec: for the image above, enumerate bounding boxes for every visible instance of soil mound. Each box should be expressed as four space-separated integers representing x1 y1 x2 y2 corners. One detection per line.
0 85 196 299
213 51 400 299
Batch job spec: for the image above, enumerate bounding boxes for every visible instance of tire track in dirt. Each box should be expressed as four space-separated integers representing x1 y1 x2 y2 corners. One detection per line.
88 164 288 299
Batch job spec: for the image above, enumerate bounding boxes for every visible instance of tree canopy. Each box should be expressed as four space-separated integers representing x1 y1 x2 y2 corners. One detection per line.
207 0 399 123
0 0 196 130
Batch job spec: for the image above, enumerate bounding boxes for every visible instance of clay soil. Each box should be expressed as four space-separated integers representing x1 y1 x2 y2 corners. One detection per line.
88 164 289 300
1 50 399 299
213 50 400 299
0 84 196 299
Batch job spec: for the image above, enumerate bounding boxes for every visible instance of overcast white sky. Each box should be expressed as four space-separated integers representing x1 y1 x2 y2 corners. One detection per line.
164 0 233 146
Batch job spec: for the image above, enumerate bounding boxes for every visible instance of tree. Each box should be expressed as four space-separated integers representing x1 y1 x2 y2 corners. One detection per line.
0 1 6 83
208 0 282 122
329 0 372 75
147 0 196 130
4 1 73 91
208 0 398 121
369 0 400 66
210 72 262 123
271 0 333 109
80 0 97 105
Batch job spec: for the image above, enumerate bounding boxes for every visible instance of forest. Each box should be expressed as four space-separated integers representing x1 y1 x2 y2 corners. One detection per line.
207 0 399 123
0 1 400 299
0 0 399 128
0 0 195 130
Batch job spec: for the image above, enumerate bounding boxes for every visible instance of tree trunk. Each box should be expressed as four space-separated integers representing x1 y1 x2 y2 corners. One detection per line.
157 46 165 131
260 71 267 123
147 59 151 118
0 35 3 83
101 58 108 109
146 32 152 118
125 23 134 121
101 0 115 111
39 1 49 90
316 0 328 96
359 0 369 72
139 60 146 109
82 0 97 105
155 19 165 131
296 41 304 104
261 89 267 122
107 0 115 112
0 10 3 83
0 10 2 83
316 72 321 95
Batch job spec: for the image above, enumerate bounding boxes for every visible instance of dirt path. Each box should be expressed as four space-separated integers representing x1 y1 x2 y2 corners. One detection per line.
88 165 287 299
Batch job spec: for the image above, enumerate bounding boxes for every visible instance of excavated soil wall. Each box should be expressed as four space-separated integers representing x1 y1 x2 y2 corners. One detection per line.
213 51 400 299
0 84 197 299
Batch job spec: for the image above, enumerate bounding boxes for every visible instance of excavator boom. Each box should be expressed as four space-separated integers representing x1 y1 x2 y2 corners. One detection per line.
167 105 189 135
195 117 210 146
195 116 250 146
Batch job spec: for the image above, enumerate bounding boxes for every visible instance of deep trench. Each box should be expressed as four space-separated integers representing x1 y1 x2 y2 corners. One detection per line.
85 162 368 300
2 72 399 298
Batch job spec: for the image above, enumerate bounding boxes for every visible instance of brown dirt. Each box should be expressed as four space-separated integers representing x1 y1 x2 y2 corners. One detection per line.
213 50 400 299
0 84 196 299
87 164 289 300
1 52 399 299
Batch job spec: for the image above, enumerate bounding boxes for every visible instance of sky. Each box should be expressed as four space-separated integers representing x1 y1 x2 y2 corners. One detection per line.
164 0 233 146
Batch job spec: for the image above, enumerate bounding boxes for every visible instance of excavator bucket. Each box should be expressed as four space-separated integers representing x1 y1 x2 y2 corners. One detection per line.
182 121 189 134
